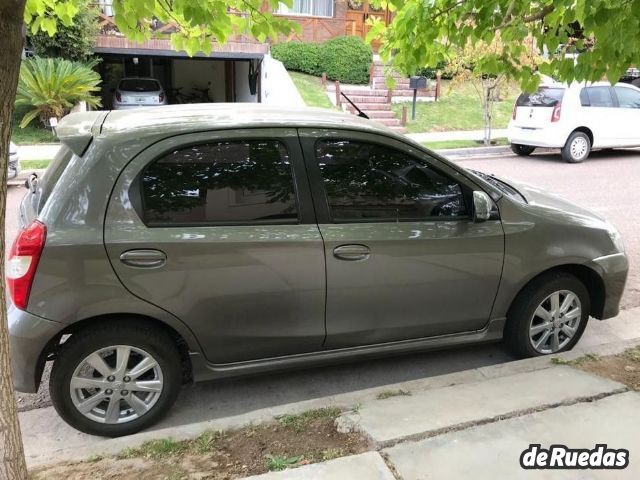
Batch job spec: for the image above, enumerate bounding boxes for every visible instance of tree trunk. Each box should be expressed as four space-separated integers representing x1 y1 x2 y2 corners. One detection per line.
0 1 29 479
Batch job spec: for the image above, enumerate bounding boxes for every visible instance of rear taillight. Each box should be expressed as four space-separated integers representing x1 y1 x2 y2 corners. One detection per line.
159 92 165 103
115 91 122 102
7 220 47 310
551 103 562 122
512 104 517 120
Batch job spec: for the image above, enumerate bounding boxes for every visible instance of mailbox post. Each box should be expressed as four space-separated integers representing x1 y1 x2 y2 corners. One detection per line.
409 75 428 120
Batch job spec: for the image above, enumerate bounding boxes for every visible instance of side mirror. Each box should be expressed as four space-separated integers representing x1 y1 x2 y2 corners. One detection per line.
472 191 492 222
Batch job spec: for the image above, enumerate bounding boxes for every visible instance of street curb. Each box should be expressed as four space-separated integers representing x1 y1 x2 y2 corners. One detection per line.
435 145 513 158
22 335 640 468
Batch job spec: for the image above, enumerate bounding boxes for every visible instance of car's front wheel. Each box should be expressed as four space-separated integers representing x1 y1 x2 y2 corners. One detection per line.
50 321 182 437
510 144 536 156
562 131 591 163
505 272 590 358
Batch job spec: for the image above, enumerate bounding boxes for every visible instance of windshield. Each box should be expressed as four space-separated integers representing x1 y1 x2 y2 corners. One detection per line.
468 170 527 203
118 79 160 92
516 87 565 107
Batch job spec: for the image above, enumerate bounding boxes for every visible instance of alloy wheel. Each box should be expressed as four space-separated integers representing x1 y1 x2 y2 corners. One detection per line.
529 290 582 354
69 345 164 424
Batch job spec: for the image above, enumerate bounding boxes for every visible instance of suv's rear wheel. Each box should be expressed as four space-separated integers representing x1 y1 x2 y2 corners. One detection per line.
562 131 591 163
505 272 590 358
511 144 536 156
50 321 181 437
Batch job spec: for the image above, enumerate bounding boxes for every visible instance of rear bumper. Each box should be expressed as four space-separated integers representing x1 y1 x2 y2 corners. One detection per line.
8 306 64 393
507 125 568 148
589 253 629 319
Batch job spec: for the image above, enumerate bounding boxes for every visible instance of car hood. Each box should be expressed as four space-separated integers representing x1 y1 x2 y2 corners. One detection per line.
501 176 609 225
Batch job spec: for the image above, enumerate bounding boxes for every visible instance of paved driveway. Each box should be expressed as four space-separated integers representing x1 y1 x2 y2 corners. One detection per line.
7 148 640 419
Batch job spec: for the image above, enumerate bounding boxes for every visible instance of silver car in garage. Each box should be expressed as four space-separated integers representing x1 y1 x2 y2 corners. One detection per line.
113 77 167 110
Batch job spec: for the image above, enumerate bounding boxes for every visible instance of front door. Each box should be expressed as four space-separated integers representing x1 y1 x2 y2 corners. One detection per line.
346 0 389 47
104 128 326 364
612 85 640 145
299 129 504 349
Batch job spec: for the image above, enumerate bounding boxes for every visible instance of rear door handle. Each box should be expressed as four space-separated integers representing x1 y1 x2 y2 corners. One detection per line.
119 249 167 268
333 244 371 261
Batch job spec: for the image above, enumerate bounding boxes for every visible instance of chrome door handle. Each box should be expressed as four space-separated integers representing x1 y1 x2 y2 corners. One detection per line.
333 244 371 261
119 249 167 268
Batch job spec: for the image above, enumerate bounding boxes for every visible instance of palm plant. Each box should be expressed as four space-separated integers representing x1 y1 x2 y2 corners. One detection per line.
16 57 102 127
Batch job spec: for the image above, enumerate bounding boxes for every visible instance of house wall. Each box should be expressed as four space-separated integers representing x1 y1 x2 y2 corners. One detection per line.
275 0 349 42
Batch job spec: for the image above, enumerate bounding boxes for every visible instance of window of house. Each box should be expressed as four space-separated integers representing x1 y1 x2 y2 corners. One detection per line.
141 140 299 226
315 139 468 222
277 0 334 17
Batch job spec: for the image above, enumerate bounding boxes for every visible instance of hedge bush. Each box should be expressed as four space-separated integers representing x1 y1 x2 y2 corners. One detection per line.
272 36 372 84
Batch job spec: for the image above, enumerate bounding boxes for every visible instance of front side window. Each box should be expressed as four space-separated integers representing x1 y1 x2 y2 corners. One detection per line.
141 140 298 226
315 140 467 222
277 0 334 17
614 86 640 108
580 87 615 107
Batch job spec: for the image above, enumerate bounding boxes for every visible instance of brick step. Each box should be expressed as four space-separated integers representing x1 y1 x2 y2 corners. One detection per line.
373 118 402 126
359 110 396 119
330 88 390 97
343 95 390 104
345 103 393 111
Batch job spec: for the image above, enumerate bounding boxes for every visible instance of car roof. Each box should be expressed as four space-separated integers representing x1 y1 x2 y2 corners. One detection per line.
56 104 400 155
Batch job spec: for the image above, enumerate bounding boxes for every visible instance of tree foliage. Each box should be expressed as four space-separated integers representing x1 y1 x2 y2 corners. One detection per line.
368 0 640 91
28 1 99 61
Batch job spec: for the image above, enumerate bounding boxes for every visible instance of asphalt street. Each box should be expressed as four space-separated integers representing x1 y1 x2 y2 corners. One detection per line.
6 147 640 419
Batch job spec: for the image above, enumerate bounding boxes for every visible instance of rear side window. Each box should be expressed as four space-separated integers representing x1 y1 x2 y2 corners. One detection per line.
580 87 614 107
118 79 160 92
516 87 565 107
141 140 299 226
39 145 75 211
314 139 467 222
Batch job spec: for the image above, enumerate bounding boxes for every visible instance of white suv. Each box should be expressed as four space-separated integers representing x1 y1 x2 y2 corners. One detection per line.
508 81 640 163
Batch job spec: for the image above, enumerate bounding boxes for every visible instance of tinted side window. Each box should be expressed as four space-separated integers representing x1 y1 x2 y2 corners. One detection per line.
142 140 298 226
315 140 467 222
516 87 565 107
614 86 640 108
583 87 614 107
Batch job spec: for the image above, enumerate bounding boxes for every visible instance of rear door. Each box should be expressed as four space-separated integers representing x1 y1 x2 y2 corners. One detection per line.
612 85 640 145
513 86 565 129
299 129 504 349
578 86 619 146
104 128 326 364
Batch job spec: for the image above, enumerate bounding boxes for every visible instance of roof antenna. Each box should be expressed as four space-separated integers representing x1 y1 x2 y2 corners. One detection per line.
340 92 370 119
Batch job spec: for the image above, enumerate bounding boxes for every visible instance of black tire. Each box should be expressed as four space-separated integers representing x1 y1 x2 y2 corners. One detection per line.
510 144 536 156
562 131 591 163
504 272 590 358
50 320 182 437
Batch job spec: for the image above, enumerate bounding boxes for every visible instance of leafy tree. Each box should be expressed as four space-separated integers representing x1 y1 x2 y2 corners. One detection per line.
368 0 640 91
28 1 99 62
16 57 102 127
1 1 296 479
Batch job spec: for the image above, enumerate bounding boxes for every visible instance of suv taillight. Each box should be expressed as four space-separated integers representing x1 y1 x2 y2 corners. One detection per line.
551 103 562 122
7 220 47 310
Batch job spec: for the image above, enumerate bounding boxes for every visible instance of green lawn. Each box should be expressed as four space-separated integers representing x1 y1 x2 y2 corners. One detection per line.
289 71 336 109
11 105 57 145
424 138 509 150
21 159 51 170
393 81 519 133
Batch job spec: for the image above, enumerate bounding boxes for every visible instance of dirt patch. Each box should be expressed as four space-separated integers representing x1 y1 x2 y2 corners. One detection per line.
30 407 370 480
570 346 640 391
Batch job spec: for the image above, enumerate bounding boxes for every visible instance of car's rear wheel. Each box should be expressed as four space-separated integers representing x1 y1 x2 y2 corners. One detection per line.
562 131 591 163
510 144 536 156
50 321 181 437
505 272 590 358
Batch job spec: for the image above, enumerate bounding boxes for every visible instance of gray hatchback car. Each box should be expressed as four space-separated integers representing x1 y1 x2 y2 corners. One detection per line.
9 105 628 437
